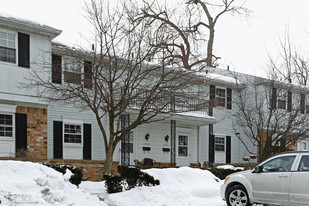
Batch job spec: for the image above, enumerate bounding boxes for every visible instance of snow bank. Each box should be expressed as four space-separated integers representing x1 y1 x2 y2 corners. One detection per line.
0 160 106 206
216 165 244 171
102 167 225 206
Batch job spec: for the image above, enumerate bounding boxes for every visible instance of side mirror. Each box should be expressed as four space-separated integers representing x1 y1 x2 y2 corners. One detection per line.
253 165 262 173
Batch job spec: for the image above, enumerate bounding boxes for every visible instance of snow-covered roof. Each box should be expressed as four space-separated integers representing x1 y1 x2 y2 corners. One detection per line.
0 13 62 39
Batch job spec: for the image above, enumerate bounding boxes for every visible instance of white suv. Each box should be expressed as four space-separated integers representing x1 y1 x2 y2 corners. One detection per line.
220 151 309 206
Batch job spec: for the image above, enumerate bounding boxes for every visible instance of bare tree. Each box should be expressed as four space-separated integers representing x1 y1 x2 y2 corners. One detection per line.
27 0 207 174
232 74 309 161
268 32 309 86
134 0 249 69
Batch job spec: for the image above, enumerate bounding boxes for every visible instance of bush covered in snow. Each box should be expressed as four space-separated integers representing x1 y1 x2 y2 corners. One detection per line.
44 163 83 186
105 166 160 193
207 166 243 180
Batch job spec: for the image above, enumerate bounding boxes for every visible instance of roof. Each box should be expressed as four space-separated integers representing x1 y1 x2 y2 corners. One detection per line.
0 13 62 39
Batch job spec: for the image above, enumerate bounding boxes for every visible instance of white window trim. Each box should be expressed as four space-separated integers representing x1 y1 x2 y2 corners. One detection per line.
0 114 15 141
215 86 226 108
0 28 18 66
215 136 226 152
177 133 190 157
62 119 83 147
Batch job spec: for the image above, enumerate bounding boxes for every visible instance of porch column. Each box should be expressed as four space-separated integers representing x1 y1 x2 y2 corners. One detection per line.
121 114 130 166
170 119 176 166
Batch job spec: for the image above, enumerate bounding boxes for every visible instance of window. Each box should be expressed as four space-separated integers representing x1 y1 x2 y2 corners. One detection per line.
262 155 296 172
298 155 309 171
215 137 225 151
277 91 287 109
178 135 188 156
0 114 13 137
299 141 308 151
216 88 226 107
0 30 16 64
63 57 82 84
64 124 82 143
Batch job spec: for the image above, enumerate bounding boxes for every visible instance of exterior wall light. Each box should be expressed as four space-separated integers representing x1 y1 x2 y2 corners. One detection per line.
145 133 150 141
165 135 169 142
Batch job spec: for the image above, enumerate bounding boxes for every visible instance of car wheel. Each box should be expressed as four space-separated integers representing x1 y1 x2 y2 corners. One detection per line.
226 185 251 206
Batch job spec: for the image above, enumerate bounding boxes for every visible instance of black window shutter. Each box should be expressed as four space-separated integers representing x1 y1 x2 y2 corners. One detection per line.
18 32 30 68
83 123 92 160
53 121 63 159
271 88 277 109
301 94 305 114
209 85 216 116
16 113 27 150
52 54 62 84
209 134 215 163
227 88 232 110
287 91 292 112
226 136 231 164
84 61 92 89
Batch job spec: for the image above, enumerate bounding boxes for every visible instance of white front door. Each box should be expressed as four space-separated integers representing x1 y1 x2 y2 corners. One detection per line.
176 133 190 166
214 136 226 163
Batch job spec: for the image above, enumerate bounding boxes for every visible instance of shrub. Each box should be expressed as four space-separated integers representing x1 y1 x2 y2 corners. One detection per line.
44 164 83 186
207 167 243 180
14 149 41 162
105 166 160 193
104 175 124 193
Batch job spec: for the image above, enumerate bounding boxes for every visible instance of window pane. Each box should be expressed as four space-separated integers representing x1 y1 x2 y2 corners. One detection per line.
262 155 296 172
178 146 188 156
7 33 15 41
0 39 6 47
0 31 6 39
298 156 309 171
64 124 82 143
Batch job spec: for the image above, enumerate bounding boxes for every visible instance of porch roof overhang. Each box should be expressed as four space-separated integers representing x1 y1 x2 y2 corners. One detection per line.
126 108 216 127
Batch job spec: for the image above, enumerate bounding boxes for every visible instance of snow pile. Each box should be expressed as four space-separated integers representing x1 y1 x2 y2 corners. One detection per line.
216 165 244 171
100 167 225 206
0 160 106 206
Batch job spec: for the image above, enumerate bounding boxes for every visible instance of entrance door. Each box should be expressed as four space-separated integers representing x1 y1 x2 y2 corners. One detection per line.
128 131 135 165
214 136 226 163
176 134 190 166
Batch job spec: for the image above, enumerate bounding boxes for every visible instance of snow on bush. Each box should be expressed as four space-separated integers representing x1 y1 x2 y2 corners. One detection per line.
216 165 244 171
102 167 225 206
0 160 106 206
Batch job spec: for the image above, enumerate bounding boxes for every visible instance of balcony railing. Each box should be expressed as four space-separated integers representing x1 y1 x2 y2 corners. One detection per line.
127 89 208 117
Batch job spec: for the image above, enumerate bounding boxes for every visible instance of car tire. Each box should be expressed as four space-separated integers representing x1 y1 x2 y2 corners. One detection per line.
226 185 251 206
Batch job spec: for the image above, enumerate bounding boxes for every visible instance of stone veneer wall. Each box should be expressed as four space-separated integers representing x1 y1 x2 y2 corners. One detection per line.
16 106 48 161
49 159 119 181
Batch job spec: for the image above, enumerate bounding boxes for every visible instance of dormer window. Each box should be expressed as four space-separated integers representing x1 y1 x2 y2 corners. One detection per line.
0 30 16 64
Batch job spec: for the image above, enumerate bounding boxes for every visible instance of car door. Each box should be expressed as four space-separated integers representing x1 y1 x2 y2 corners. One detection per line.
289 154 309 205
253 155 296 204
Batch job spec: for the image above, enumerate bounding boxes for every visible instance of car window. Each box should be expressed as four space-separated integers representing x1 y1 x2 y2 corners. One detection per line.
298 155 309 171
262 155 296 172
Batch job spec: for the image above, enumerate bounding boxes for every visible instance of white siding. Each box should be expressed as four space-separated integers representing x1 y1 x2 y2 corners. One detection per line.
47 104 107 161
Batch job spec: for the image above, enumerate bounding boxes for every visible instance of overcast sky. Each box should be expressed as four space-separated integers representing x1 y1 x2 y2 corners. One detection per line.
2 0 309 78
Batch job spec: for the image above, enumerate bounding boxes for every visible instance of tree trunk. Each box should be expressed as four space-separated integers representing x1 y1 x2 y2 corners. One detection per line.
104 146 114 175
207 27 215 67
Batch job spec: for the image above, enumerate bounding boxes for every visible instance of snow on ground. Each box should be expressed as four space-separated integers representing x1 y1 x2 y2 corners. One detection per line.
94 167 226 206
0 160 106 206
0 161 227 206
